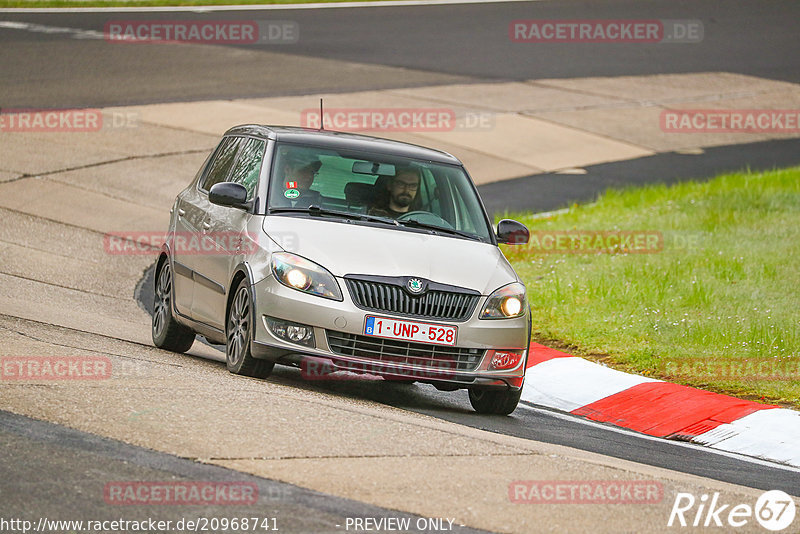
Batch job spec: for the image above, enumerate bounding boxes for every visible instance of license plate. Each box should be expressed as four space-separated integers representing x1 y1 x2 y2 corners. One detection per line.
363 316 457 346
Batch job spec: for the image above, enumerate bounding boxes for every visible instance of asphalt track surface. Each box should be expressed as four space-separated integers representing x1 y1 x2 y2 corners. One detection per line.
479 137 800 215
2 1 799 212
0 0 799 108
2 0 800 527
0 410 487 533
134 274 800 497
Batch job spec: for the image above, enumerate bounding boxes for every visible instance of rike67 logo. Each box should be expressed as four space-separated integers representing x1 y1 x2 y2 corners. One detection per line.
668 490 796 531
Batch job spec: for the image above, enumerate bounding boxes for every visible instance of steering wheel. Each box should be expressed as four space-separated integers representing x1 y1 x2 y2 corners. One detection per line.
396 211 454 229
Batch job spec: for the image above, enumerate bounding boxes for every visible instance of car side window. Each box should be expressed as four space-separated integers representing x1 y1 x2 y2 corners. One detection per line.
228 137 265 200
201 136 241 191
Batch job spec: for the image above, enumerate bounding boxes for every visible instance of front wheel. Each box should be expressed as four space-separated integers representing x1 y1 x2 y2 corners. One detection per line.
226 279 274 379
152 261 195 353
468 388 522 415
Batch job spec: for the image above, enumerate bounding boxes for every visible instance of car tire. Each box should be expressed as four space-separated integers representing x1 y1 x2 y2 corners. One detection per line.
226 279 274 379
152 261 196 353
468 387 522 415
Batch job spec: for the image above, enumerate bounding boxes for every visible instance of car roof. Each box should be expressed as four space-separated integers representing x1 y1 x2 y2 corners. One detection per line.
224 125 463 166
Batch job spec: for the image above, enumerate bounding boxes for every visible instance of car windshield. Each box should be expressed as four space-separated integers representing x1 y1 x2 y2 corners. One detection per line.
267 142 493 242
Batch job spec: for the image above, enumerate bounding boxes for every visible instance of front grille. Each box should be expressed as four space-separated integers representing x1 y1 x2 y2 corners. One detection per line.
345 278 479 322
326 330 484 372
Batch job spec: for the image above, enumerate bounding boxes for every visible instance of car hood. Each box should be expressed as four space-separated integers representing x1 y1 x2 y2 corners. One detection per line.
263 216 519 295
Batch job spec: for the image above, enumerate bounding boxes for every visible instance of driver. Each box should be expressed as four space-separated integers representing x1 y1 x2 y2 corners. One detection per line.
368 167 420 219
279 153 322 208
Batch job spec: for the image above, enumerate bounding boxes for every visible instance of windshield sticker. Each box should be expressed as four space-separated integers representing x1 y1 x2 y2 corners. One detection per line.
285 181 297 189
284 189 300 199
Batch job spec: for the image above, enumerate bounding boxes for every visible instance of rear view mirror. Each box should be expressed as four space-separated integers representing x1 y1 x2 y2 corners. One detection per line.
497 219 529 245
352 161 396 176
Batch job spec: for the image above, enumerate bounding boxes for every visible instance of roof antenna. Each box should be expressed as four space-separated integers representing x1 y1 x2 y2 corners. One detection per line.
319 98 325 130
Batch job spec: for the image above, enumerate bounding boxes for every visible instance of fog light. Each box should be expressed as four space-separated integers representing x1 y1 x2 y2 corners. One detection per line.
265 316 315 347
287 325 310 342
489 350 523 370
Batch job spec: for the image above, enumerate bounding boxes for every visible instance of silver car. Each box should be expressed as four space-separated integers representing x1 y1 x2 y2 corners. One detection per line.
152 125 531 414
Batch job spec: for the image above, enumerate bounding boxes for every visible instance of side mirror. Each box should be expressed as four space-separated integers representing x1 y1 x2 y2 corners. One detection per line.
209 182 250 209
497 219 529 245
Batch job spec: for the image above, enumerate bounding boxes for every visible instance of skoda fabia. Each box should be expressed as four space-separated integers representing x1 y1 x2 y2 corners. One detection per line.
152 125 531 414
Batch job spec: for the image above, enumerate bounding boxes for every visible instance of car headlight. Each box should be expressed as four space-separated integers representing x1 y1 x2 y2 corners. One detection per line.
480 282 527 319
271 252 343 301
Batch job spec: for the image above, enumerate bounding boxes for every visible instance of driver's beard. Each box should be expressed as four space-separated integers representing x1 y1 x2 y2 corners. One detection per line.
394 194 412 208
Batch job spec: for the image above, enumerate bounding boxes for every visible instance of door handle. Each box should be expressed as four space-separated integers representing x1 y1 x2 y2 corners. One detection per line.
177 208 186 217
202 221 211 231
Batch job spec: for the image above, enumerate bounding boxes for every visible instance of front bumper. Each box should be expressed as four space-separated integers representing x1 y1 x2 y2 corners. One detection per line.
249 274 529 390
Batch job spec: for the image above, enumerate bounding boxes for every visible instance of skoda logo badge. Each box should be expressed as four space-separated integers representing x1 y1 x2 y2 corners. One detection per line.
407 278 424 294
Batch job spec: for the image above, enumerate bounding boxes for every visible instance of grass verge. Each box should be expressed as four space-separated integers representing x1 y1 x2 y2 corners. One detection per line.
500 167 800 409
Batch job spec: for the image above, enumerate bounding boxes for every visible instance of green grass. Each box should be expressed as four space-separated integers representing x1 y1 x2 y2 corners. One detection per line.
0 0 382 7
500 167 800 409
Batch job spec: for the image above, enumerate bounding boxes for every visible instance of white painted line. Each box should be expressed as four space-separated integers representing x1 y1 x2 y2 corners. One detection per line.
527 207 570 220
526 200 601 220
555 167 587 175
0 20 103 39
521 356 658 411
0 0 540 14
519 401 800 474
693 409 800 468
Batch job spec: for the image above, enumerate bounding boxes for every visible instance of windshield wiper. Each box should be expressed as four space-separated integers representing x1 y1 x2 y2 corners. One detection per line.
269 205 399 226
396 218 483 241
269 206 480 240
